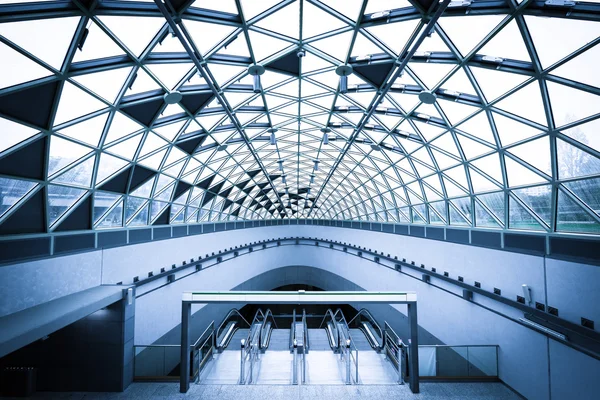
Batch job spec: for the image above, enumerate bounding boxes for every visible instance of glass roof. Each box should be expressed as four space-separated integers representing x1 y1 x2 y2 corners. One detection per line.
1 0 600 236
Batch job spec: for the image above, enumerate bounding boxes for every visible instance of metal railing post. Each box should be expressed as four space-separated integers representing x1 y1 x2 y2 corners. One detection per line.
293 339 298 385
239 339 246 385
346 339 351 385
249 345 254 384
397 339 404 385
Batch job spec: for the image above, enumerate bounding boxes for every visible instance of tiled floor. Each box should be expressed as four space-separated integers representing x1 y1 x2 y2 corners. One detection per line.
21 382 521 399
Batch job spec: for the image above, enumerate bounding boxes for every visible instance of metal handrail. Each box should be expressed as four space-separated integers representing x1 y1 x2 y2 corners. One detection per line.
302 309 308 352
216 308 251 346
348 308 383 347
193 321 215 349
259 308 278 349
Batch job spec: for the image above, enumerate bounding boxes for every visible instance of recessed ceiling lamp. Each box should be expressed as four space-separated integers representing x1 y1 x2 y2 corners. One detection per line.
163 90 183 104
418 90 437 104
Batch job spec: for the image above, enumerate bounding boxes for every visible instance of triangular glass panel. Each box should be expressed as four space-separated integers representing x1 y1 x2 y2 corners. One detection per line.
492 112 541 147
139 132 169 157
0 41 50 89
505 156 547 187
366 20 420 55
54 82 107 126
478 20 531 62
256 1 299 39
106 134 142 160
217 33 250 58
508 136 551 175
409 63 454 89
449 201 470 226
303 1 346 38
150 200 169 221
99 16 165 57
139 148 167 170
130 176 156 198
469 166 500 193
0 17 79 69
95 153 129 185
547 81 600 128
52 155 96 188
0 177 37 218
513 185 552 226
557 189 600 234
474 200 501 228
311 30 353 62
322 0 363 21
247 30 291 62
557 138 600 179
494 80 547 126
73 67 132 103
184 20 237 55
470 67 529 104
439 15 504 57
508 194 546 231
552 43 600 89
563 178 600 218
561 118 600 153
125 68 162 96
192 0 238 14
524 16 600 69
96 197 123 228
48 136 93 177
125 197 149 226
241 0 281 20
0 117 40 153
56 112 108 148
147 63 193 90
455 111 495 145
72 21 125 63
47 185 87 227
478 191 505 223
104 112 143 144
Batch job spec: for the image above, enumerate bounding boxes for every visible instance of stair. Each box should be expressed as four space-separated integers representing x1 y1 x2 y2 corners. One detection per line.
350 328 375 351
198 350 240 384
254 351 293 384
268 329 290 351
308 328 331 351
225 328 249 349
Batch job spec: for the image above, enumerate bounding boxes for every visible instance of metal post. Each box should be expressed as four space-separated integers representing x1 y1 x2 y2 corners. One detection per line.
240 339 246 384
180 301 191 393
345 339 351 385
249 345 254 384
397 339 404 385
293 339 298 385
408 302 419 393
302 348 306 384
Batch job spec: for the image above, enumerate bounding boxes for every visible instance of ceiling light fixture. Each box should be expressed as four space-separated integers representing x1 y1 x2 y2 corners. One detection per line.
268 128 278 145
314 160 320 171
418 90 437 104
321 128 330 145
163 90 183 104
336 64 353 94
248 64 265 94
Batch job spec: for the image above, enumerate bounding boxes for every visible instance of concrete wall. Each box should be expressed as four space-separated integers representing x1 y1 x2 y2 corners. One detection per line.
1 225 599 399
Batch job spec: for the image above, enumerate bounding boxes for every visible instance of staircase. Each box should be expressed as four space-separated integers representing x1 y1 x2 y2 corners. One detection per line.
308 328 331 350
350 328 375 350
268 328 290 351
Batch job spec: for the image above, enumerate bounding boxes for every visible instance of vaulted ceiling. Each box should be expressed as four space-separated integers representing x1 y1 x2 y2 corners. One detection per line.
1 0 600 236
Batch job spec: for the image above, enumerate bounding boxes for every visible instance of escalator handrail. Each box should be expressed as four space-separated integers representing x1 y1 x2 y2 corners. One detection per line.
192 320 215 349
216 308 251 343
384 321 402 349
347 309 383 348
259 309 278 349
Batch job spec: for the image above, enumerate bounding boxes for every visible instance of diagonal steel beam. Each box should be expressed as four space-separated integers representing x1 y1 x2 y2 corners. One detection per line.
308 0 452 217
153 0 285 216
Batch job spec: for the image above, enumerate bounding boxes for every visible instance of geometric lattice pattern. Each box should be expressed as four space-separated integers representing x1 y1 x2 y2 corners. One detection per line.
1 0 599 236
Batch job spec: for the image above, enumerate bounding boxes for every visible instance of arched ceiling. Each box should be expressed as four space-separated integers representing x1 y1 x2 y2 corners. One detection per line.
0 0 600 236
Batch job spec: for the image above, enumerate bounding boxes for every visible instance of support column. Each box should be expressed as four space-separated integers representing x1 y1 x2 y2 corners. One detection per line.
408 302 419 393
180 301 191 393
